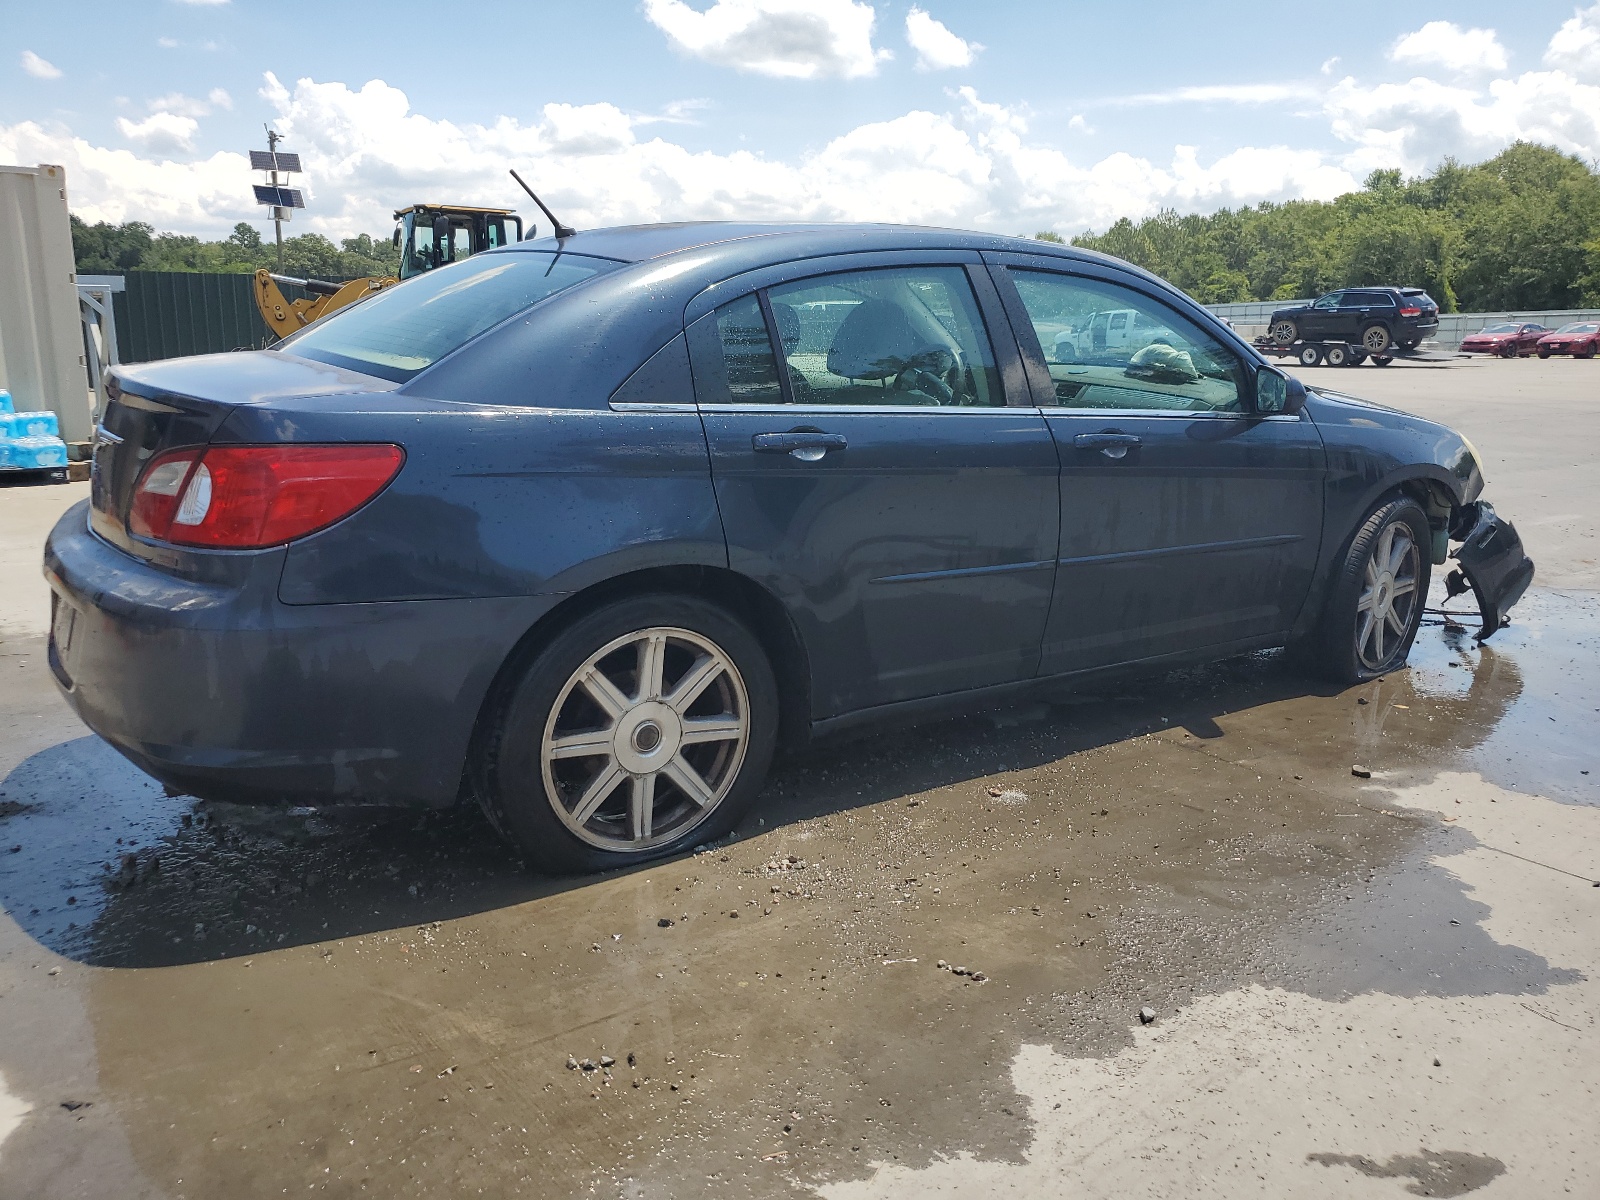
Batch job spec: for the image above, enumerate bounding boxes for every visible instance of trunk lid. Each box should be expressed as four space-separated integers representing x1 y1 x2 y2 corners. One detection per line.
91 351 396 559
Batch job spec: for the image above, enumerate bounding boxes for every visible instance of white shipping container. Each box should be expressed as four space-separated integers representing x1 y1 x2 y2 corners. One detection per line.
0 163 93 445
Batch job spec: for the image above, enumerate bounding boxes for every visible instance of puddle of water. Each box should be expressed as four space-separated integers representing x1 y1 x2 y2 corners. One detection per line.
0 1069 30 1161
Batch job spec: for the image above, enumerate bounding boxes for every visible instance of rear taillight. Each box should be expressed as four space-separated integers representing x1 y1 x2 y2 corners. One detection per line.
130 444 404 549
1400 306 1422 317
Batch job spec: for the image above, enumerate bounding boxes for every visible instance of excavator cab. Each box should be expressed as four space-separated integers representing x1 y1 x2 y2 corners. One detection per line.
393 205 524 279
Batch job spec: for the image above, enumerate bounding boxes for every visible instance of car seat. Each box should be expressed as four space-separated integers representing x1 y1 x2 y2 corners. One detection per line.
826 299 956 404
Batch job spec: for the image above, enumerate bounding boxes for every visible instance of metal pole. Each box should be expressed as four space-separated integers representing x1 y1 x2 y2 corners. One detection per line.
268 129 284 272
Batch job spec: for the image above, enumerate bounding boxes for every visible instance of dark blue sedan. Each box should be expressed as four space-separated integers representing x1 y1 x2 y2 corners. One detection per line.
44 223 1533 872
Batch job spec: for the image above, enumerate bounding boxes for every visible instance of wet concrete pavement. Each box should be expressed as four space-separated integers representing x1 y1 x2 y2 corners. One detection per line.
1 356 1596 1198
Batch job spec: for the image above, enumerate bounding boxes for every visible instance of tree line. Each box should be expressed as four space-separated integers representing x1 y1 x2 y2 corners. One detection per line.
71 217 401 280
1047 142 1600 312
70 142 1600 311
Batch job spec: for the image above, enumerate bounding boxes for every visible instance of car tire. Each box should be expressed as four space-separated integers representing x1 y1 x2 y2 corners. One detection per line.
472 594 780 874
1580 346 1596 360
1371 355 1394 367
1298 497 1431 685
1538 348 1551 359
1325 343 1350 367
1360 324 1393 354
1297 344 1323 367
1271 320 1299 347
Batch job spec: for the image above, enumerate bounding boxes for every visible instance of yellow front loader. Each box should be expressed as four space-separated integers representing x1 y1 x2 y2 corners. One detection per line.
252 271 397 341
252 202 524 340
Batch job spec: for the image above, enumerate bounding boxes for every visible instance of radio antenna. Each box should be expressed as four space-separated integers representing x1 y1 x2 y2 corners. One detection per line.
509 169 575 239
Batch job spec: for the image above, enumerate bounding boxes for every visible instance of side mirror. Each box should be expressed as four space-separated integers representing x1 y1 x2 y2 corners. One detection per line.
432 214 452 244
391 226 401 248
524 222 539 241
1255 366 1306 416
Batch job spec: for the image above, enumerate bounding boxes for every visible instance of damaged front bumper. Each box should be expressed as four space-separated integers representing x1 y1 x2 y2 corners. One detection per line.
1444 500 1535 640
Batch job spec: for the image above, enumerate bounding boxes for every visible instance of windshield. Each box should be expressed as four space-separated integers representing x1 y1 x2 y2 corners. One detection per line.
281 251 618 382
1556 322 1599 334
1480 323 1518 333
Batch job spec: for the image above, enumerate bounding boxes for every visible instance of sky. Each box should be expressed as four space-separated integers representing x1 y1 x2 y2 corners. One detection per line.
3 0 1599 243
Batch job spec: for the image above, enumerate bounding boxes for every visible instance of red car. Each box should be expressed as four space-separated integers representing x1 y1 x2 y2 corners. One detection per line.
1459 321 1550 357
1536 322 1599 358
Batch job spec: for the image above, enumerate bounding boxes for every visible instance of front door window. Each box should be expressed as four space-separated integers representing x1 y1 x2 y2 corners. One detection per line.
1008 270 1246 412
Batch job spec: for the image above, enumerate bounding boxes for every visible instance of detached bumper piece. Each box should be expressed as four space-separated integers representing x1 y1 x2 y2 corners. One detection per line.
1445 500 1535 640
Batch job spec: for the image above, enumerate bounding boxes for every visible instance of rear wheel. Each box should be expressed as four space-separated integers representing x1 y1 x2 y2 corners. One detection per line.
1580 345 1596 360
1298 344 1323 367
1325 344 1350 367
1371 355 1394 367
1271 320 1299 347
1297 497 1431 684
1360 324 1393 354
473 595 779 874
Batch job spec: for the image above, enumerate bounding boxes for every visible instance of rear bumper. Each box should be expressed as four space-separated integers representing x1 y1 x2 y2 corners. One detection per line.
1445 500 1535 640
43 501 558 807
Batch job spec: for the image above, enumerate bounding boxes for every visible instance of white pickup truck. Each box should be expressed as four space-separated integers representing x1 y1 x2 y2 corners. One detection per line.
1052 308 1174 362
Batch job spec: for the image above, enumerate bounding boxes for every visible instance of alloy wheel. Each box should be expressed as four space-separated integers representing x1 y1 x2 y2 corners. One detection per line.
540 627 750 852
1362 325 1392 353
1271 320 1298 346
1355 522 1420 671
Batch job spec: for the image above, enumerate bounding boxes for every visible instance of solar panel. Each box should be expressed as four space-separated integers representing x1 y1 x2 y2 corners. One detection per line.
252 185 306 208
249 151 302 173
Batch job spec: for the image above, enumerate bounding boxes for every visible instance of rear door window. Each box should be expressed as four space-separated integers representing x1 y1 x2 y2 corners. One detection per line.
694 266 1004 407
281 251 617 383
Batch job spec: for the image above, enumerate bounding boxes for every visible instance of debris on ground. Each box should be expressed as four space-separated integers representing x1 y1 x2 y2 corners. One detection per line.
1351 766 1373 779
1139 1006 1157 1025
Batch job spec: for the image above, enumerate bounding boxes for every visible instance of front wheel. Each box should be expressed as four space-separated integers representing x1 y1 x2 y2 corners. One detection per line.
1296 497 1431 684
1325 343 1350 367
1271 319 1299 347
1538 348 1551 359
472 595 779 874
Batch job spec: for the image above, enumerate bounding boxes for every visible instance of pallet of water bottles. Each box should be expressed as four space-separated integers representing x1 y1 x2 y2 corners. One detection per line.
0 389 72 482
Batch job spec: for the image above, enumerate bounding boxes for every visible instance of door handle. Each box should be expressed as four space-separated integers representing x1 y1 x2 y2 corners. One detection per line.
752 430 848 461
1074 431 1141 460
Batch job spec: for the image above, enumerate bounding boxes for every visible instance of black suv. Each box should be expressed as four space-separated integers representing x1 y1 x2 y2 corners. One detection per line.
1268 288 1439 353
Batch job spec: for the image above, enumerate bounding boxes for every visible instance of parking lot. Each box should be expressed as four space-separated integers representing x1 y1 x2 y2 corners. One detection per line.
0 355 1595 1198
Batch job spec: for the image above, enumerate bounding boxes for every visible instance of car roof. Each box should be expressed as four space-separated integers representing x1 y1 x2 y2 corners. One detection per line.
516 220 1125 269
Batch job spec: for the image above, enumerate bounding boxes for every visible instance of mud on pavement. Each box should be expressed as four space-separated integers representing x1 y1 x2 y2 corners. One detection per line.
0 572 1594 1199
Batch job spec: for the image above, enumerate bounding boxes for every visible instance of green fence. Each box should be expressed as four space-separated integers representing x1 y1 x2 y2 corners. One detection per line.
111 272 351 364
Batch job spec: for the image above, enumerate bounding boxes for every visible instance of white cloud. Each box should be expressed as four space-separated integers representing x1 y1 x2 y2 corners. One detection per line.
642 0 890 79
147 92 212 118
157 37 180 48
115 112 201 154
905 7 980 71
1114 83 1319 106
1325 69 1600 174
1392 21 1508 73
1545 3 1600 79
4 72 1371 242
21 51 62 80
142 89 233 119
1320 56 1340 76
